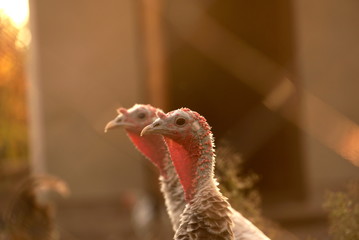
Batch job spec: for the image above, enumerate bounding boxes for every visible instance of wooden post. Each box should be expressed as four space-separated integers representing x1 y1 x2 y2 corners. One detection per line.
140 0 168 111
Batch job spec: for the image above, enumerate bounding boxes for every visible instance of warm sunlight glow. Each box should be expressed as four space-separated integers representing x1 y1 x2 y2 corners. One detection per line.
0 0 29 28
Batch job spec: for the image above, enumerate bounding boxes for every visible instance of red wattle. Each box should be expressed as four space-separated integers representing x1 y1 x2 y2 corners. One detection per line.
165 137 199 201
127 131 168 177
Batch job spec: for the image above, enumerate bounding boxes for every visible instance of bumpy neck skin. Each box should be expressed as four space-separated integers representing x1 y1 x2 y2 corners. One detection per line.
126 130 170 178
164 126 215 201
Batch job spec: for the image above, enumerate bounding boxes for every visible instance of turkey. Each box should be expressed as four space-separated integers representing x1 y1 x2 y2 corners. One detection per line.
141 108 270 240
105 104 186 231
1 175 69 240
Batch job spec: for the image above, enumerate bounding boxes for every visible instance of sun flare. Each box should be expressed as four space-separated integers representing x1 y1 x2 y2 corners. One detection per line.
0 0 29 28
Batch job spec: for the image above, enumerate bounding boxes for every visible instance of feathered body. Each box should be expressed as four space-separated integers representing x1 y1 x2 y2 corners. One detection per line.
105 104 186 230
142 108 270 240
175 183 234 240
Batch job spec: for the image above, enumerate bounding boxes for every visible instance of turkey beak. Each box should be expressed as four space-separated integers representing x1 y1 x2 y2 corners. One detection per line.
141 120 163 136
104 115 126 132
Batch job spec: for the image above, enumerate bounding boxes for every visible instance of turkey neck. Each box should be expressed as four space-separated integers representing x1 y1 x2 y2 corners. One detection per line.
126 130 170 178
127 130 185 230
164 128 215 202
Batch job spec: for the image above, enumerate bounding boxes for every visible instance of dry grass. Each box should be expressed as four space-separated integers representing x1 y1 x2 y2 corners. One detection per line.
215 141 299 240
323 181 359 240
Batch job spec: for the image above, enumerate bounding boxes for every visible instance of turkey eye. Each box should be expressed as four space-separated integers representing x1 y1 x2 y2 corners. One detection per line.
175 118 186 126
138 112 146 119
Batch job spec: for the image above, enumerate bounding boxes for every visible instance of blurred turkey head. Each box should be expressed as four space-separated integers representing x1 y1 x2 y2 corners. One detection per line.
105 104 162 134
105 104 169 173
3 175 70 240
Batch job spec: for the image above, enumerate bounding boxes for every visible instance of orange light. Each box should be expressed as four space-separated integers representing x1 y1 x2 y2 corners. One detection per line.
0 0 29 28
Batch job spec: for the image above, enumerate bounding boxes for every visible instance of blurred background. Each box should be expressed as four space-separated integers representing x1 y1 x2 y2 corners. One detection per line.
0 0 358 239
